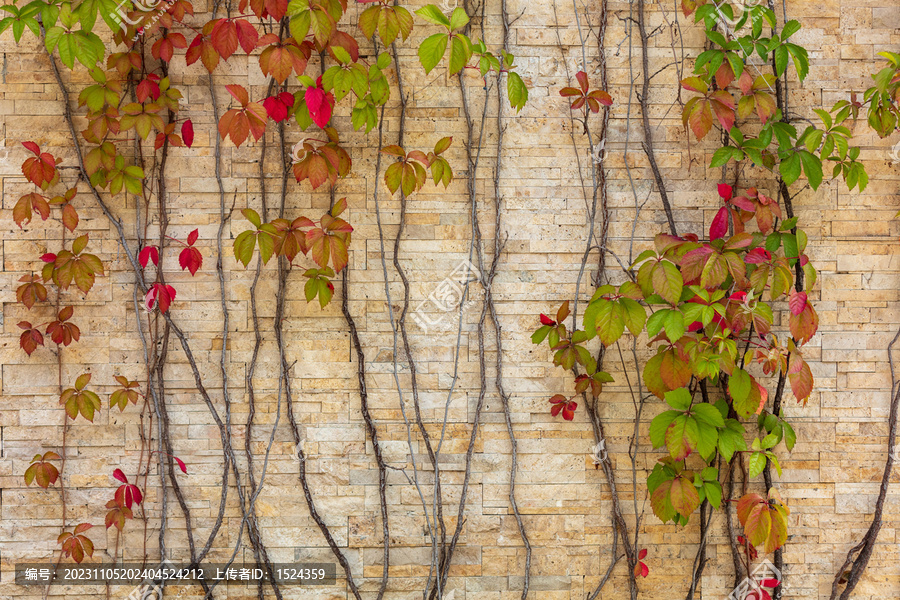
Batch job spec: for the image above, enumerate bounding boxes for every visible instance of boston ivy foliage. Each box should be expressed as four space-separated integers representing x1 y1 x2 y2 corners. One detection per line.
1 0 531 568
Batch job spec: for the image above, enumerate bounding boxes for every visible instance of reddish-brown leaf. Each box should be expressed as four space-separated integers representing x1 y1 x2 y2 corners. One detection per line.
13 193 50 228
18 321 44 355
211 19 239 60
16 275 47 309
235 19 259 53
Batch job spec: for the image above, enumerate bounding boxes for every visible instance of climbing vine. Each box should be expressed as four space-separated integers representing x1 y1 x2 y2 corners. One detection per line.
2 0 532 596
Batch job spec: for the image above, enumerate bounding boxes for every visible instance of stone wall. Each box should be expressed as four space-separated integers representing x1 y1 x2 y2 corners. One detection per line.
0 0 899 598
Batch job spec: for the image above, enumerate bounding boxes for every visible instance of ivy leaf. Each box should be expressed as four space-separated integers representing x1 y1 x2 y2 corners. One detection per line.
717 419 747 461
414 4 451 27
662 347 692 389
652 261 683 305
60 382 101 421
729 367 751 407
144 283 177 313
786 42 809 80
179 247 203 276
305 85 334 128
137 246 158 270
650 410 681 449
507 71 528 112
18 321 44 355
665 387 692 411
52 236 104 294
737 491 790 554
692 403 725 428
448 33 471 75
665 414 699 460
748 451 767 478
664 310 685 342
652 475 700 523
16 275 47 309
449 6 469 30
595 299 625 347
779 152 801 185
25 452 60 488
620 298 646 336
798 150 822 190
788 355 814 403
263 92 296 122
774 44 789 77
710 146 735 168
13 193 50 228
710 205 728 241
783 420 797 452
105 500 133 531
683 96 713 139
418 33 448 75
61 204 78 232
58 525 94 563
111 376 140 411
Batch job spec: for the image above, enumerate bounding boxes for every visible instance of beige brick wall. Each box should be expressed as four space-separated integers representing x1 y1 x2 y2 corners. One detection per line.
0 0 899 598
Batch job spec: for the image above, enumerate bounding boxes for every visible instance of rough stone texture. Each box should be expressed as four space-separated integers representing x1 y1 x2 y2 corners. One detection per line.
0 0 899 598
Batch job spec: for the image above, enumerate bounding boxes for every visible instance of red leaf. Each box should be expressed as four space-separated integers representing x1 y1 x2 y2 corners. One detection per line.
18 322 44 355
182 120 194 148
174 456 187 473
139 246 159 268
305 86 334 128
235 19 259 53
22 141 40 155
745 248 771 264
246 102 268 141
717 183 733 201
61 203 79 232
788 290 807 316
575 71 589 93
179 246 203 276
710 206 728 241
211 19 239 60
638 548 648 560
263 95 292 122
264 0 288 20
226 84 250 107
788 355 814 402
130 484 143 505
136 79 161 103
41 253 57 263
144 283 177 313
113 468 128 483
790 301 819 345
278 91 295 108
634 561 649 578
562 401 577 421
540 313 556 326
14 193 51 228
74 523 93 534
219 109 250 146
186 228 199 246
22 148 57 188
